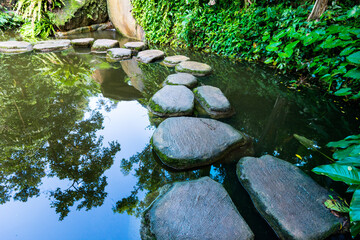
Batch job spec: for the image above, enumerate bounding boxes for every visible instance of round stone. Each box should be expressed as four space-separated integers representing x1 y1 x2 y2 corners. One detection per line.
0 41 33 54
162 55 190 67
70 38 94 47
175 61 212 76
91 39 119 53
33 40 71 52
124 41 146 51
136 49 165 63
152 117 253 170
148 85 194 117
141 177 254 240
194 85 234 118
106 48 132 62
163 73 198 88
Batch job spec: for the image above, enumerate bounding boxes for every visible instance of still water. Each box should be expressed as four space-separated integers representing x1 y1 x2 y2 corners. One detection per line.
0 30 358 239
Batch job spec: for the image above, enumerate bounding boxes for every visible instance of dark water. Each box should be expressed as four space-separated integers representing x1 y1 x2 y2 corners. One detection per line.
0 30 358 239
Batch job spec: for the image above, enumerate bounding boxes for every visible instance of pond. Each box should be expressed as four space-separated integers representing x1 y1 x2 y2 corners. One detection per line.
0 30 358 240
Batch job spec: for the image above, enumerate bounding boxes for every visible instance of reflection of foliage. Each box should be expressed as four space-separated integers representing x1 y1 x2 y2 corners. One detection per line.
113 145 218 217
0 53 120 219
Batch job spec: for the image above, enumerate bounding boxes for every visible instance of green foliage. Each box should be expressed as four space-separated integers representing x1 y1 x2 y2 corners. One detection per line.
0 10 22 30
312 134 360 238
131 1 360 99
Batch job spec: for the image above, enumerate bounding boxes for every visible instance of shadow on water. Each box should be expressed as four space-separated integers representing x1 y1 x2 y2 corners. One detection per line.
0 37 358 239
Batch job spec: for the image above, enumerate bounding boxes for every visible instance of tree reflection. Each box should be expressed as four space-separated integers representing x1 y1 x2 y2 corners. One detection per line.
0 53 120 219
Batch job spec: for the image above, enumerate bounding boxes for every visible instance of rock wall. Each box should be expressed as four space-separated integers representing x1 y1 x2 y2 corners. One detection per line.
107 0 144 40
53 0 109 31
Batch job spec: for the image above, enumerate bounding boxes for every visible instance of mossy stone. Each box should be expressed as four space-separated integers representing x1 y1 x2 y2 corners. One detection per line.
175 61 212 76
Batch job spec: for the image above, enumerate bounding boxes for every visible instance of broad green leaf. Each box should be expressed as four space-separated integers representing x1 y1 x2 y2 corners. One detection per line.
351 93 360 100
283 40 299 57
334 88 352 96
320 35 351 49
312 164 360 185
345 135 360 140
327 25 346 34
340 47 355 56
350 188 360 222
345 68 360 80
339 32 352 40
264 57 273 64
327 139 360 148
266 41 282 52
273 30 286 41
278 52 289 58
334 145 360 160
348 185 358 193
351 221 360 238
347 51 360 66
337 157 360 166
347 5 360 19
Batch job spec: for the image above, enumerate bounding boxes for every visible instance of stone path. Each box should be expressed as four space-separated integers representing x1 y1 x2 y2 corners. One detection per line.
194 85 234 118
148 85 194 117
151 117 253 170
106 48 132 62
141 177 254 240
0 41 33 53
237 155 342 240
175 60 212 76
33 40 72 52
124 41 146 51
135 49 165 63
162 55 190 67
91 39 119 53
71 38 94 47
163 73 198 88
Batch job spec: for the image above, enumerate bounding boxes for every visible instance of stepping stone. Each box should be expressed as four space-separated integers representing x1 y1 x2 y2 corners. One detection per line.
237 155 342 240
136 49 164 63
91 39 119 53
33 40 71 52
106 48 132 62
148 85 194 117
163 73 198 88
0 41 33 54
194 85 234 118
124 41 146 51
70 38 94 47
162 55 190 67
152 117 253 170
175 61 212 76
141 177 254 240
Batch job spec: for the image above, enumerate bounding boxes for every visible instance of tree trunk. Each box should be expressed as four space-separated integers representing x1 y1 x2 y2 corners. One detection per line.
307 0 329 20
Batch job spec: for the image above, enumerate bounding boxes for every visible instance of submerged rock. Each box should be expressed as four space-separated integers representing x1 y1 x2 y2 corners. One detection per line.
135 49 164 63
91 39 119 53
175 61 212 76
162 55 190 67
163 73 198 89
148 85 194 117
0 41 33 54
106 48 132 62
33 40 72 52
194 85 234 118
237 155 342 240
152 117 253 170
124 42 146 51
70 38 94 47
141 177 254 240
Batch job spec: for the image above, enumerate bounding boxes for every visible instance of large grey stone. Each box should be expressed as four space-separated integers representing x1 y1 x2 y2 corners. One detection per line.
194 85 234 118
106 48 132 62
136 49 164 63
175 61 212 76
162 55 190 67
33 40 72 52
163 73 198 88
0 41 33 54
237 155 342 240
124 41 146 51
91 39 119 53
70 38 94 47
141 177 254 240
148 85 194 117
152 117 253 170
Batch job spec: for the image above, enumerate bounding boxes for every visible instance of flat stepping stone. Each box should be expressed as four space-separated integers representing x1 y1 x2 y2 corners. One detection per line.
91 39 119 53
141 177 254 240
175 61 212 76
124 41 146 51
237 155 342 240
0 41 33 54
148 85 194 117
162 55 190 67
194 85 234 118
135 49 164 63
152 117 253 170
33 40 71 52
70 38 94 47
163 73 198 88
106 48 132 62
